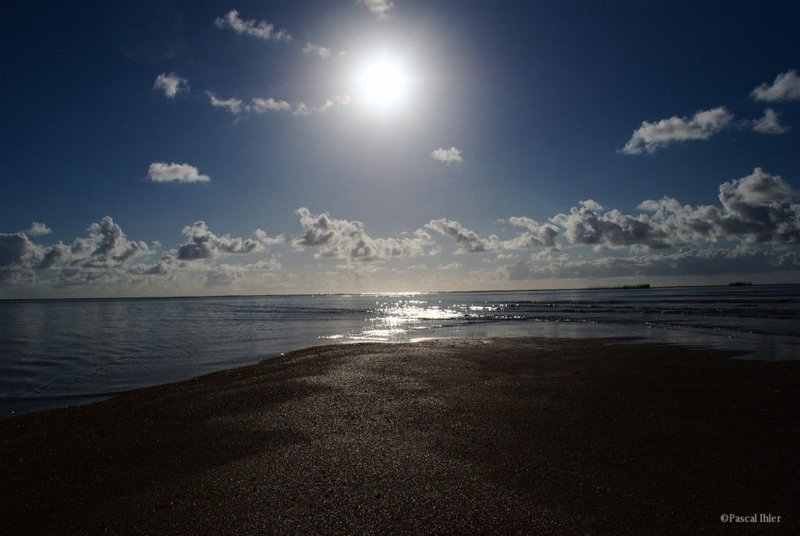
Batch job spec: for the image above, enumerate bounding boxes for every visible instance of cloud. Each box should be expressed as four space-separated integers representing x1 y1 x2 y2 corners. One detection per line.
12 216 151 274
72 217 151 268
176 222 272 261
206 91 244 114
620 106 734 155
752 108 790 135
550 200 672 249
0 233 43 270
293 207 434 262
244 258 282 271
430 146 463 164
147 162 210 183
499 248 800 281
249 97 291 113
359 0 394 19
302 42 332 58
293 95 350 116
427 217 559 253
506 217 560 247
153 72 189 99
26 222 52 236
205 91 347 117
428 168 798 254
205 264 244 287
751 69 800 102
426 219 498 253
214 9 291 42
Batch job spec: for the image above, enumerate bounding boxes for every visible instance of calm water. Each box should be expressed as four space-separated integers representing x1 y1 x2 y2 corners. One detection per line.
1 285 798 418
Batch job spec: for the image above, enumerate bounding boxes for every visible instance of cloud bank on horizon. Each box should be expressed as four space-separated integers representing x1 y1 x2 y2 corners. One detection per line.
0 1 798 297
3 167 798 297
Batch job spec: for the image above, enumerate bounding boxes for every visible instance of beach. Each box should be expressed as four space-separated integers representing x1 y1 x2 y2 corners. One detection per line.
1 337 798 535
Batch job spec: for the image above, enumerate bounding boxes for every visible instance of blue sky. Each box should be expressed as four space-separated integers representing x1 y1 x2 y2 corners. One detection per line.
1 0 798 297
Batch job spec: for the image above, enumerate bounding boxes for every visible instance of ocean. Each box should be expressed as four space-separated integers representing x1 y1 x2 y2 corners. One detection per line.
1 284 798 419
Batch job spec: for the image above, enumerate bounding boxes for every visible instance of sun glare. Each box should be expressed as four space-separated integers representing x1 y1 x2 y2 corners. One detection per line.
358 59 408 109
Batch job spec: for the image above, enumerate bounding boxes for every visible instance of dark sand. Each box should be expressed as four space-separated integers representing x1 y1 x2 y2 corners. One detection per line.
2 338 799 535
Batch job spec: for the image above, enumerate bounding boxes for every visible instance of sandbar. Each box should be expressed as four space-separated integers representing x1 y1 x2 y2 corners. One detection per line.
1 338 799 535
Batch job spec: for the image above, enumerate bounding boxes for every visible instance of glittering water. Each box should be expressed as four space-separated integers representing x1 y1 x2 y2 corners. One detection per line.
1 285 798 418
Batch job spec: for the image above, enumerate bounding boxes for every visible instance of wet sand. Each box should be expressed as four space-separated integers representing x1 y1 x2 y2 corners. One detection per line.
1 338 799 535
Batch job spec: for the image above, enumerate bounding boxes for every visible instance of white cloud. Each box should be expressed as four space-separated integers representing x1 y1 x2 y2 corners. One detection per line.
620 106 734 155
431 168 799 253
249 97 291 113
506 217 560 247
547 169 799 249
244 257 282 271
359 0 394 19
752 108 790 135
153 72 189 99
302 42 332 58
147 162 210 184
26 222 52 236
430 146 463 164
426 219 498 253
293 207 434 262
751 70 800 102
214 9 291 42
206 91 244 115
205 90 347 117
293 95 350 116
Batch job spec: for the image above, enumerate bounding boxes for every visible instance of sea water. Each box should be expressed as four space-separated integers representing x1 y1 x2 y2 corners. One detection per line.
1 284 798 418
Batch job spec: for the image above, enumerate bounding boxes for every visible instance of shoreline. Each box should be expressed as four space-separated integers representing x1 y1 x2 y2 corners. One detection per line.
2 337 799 534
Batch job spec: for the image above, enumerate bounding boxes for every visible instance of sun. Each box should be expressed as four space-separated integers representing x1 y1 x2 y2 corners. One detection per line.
358 59 408 109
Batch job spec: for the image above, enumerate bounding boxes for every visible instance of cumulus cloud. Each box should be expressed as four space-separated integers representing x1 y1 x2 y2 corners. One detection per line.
635 168 799 246
551 200 672 249
0 216 289 295
359 0 394 19
430 146 463 164
751 69 800 102
147 162 210 184
153 72 189 99
506 217 560 248
752 108 790 135
176 222 273 261
4 216 151 275
214 9 291 42
427 168 798 254
0 233 43 270
205 91 244 115
26 222 52 236
71 217 151 268
620 106 734 155
293 207 434 262
426 219 498 253
427 217 559 253
302 42 332 58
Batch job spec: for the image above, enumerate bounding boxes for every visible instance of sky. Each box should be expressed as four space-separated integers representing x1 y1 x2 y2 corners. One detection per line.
1 0 799 298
